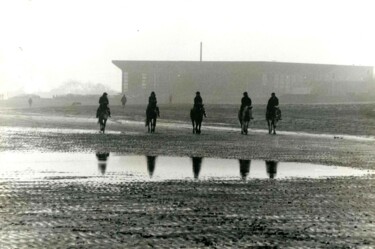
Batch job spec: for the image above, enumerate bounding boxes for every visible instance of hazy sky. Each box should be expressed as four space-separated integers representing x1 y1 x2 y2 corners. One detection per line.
1 0 374 95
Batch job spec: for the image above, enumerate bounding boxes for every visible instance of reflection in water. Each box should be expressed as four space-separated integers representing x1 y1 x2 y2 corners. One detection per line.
96 152 110 175
146 156 157 178
239 159 251 180
191 157 203 179
265 160 278 179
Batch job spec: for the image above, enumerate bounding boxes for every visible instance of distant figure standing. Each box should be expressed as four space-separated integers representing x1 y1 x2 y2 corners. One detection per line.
121 94 127 108
28 97 32 107
96 92 111 118
266 92 281 120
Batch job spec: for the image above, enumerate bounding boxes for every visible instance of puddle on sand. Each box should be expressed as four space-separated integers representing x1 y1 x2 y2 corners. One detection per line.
0 152 373 182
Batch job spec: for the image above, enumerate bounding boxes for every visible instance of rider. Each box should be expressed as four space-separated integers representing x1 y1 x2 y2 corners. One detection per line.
266 92 281 120
96 92 111 118
146 91 160 117
148 91 157 109
240 92 253 119
194 91 206 117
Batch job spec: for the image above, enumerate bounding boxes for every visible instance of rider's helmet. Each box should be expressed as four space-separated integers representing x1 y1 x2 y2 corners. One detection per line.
271 92 275 97
196 91 200 95
151 91 155 96
243 92 248 96
103 92 108 96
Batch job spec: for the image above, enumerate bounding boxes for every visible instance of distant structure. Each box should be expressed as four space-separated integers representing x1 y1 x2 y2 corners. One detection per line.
112 60 373 104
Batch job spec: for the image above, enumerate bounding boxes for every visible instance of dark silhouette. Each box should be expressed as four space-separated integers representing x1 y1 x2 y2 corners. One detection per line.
238 105 252 135
121 94 127 108
240 92 252 113
190 105 206 134
146 156 157 178
146 92 160 133
96 93 111 133
194 91 203 109
191 92 206 134
28 97 32 107
191 157 203 179
96 152 110 175
96 92 111 118
266 92 281 135
239 159 251 180
265 160 278 179
98 108 110 133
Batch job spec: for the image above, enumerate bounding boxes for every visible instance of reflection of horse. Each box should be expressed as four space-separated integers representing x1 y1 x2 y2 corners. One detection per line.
266 107 281 135
146 107 160 133
190 106 206 134
146 156 157 178
239 159 251 180
98 109 110 133
265 160 278 179
96 152 110 175
238 106 252 135
191 157 203 179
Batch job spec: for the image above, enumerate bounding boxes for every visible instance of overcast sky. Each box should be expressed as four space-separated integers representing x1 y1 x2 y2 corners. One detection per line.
0 0 374 95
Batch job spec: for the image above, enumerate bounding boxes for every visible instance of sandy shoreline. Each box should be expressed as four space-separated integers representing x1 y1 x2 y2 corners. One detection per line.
0 107 375 247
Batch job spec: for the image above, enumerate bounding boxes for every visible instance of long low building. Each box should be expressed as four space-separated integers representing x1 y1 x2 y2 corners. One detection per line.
112 60 373 104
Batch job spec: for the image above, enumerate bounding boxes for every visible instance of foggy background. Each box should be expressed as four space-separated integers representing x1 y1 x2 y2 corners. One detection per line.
0 0 374 99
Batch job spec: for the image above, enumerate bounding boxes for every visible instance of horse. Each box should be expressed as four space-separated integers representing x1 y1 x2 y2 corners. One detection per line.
98 109 110 133
146 106 160 133
190 105 206 134
266 107 281 135
238 106 252 135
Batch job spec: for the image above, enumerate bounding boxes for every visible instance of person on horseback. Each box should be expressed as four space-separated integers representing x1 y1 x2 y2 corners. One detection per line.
146 92 160 126
96 92 111 118
266 92 281 120
194 91 207 117
240 92 253 119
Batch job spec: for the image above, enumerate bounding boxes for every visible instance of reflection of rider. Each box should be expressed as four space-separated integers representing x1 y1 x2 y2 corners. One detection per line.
96 152 110 175
194 91 207 117
265 160 278 179
266 92 281 119
146 156 157 178
96 92 111 118
239 159 251 180
192 157 203 179
240 92 253 119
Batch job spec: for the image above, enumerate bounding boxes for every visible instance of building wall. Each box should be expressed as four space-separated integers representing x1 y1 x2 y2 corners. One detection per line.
113 61 373 104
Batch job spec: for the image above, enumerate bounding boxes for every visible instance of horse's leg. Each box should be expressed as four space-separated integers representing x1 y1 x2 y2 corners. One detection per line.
103 119 107 134
267 120 271 134
273 120 277 135
192 120 195 134
197 121 201 134
245 121 248 135
152 118 156 133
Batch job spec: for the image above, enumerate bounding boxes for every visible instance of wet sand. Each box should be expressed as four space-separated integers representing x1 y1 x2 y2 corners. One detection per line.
0 106 375 247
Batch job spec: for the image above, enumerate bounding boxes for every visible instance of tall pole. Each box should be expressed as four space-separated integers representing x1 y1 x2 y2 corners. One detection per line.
200 42 202 62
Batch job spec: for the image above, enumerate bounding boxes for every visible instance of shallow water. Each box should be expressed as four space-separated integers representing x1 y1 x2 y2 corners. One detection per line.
0 152 372 182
